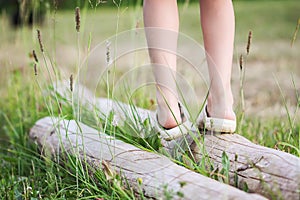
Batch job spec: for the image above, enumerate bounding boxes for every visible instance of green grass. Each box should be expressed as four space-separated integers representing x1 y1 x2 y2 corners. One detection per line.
178 0 300 42
0 1 299 199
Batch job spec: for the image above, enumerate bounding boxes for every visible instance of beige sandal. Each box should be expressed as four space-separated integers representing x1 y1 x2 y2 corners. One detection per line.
197 104 236 133
154 103 193 141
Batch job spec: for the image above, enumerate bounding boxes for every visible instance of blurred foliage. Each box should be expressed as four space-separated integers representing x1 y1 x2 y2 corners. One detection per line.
0 0 278 12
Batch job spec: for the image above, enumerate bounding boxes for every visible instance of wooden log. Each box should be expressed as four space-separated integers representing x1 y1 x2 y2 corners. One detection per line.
54 82 300 199
189 134 300 200
29 117 266 200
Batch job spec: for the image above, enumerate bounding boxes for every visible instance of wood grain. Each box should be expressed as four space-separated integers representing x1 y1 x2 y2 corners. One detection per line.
30 117 266 200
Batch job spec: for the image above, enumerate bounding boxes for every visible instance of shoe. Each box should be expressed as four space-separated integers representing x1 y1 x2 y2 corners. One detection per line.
154 103 193 141
197 104 236 133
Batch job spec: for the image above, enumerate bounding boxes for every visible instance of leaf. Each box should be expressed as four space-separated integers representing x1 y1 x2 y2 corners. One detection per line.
221 151 230 184
102 160 115 181
221 151 229 170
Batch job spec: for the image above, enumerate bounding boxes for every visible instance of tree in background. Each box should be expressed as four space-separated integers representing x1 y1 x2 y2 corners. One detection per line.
0 0 48 27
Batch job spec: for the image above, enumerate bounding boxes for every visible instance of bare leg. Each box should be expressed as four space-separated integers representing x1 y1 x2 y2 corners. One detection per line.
143 0 181 128
200 0 236 120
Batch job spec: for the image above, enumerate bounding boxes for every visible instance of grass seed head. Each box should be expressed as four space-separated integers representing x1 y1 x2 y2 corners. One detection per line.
246 30 252 55
106 40 111 65
239 54 244 71
70 74 73 92
34 64 38 76
75 7 80 32
32 50 38 63
37 29 44 52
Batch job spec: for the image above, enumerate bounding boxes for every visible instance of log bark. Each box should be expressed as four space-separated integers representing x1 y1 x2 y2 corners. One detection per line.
53 82 300 199
30 117 266 200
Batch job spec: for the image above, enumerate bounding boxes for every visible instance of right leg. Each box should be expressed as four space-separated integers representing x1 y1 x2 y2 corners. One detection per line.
143 0 181 129
199 0 236 121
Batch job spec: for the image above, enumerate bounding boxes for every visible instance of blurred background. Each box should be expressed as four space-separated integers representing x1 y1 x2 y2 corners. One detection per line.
0 0 299 118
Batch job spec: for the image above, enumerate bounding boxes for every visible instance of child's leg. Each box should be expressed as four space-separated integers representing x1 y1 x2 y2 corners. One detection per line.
143 0 181 129
200 0 236 120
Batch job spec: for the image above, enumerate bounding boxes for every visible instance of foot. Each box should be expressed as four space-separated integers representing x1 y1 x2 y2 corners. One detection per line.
196 86 236 133
206 88 236 121
197 101 236 133
206 102 236 121
155 102 192 141
157 102 182 129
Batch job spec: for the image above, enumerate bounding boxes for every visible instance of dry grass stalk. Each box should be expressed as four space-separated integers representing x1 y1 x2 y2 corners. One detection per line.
58 102 62 115
37 29 44 53
246 30 252 55
291 18 300 46
75 7 80 32
102 160 116 181
135 20 140 29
